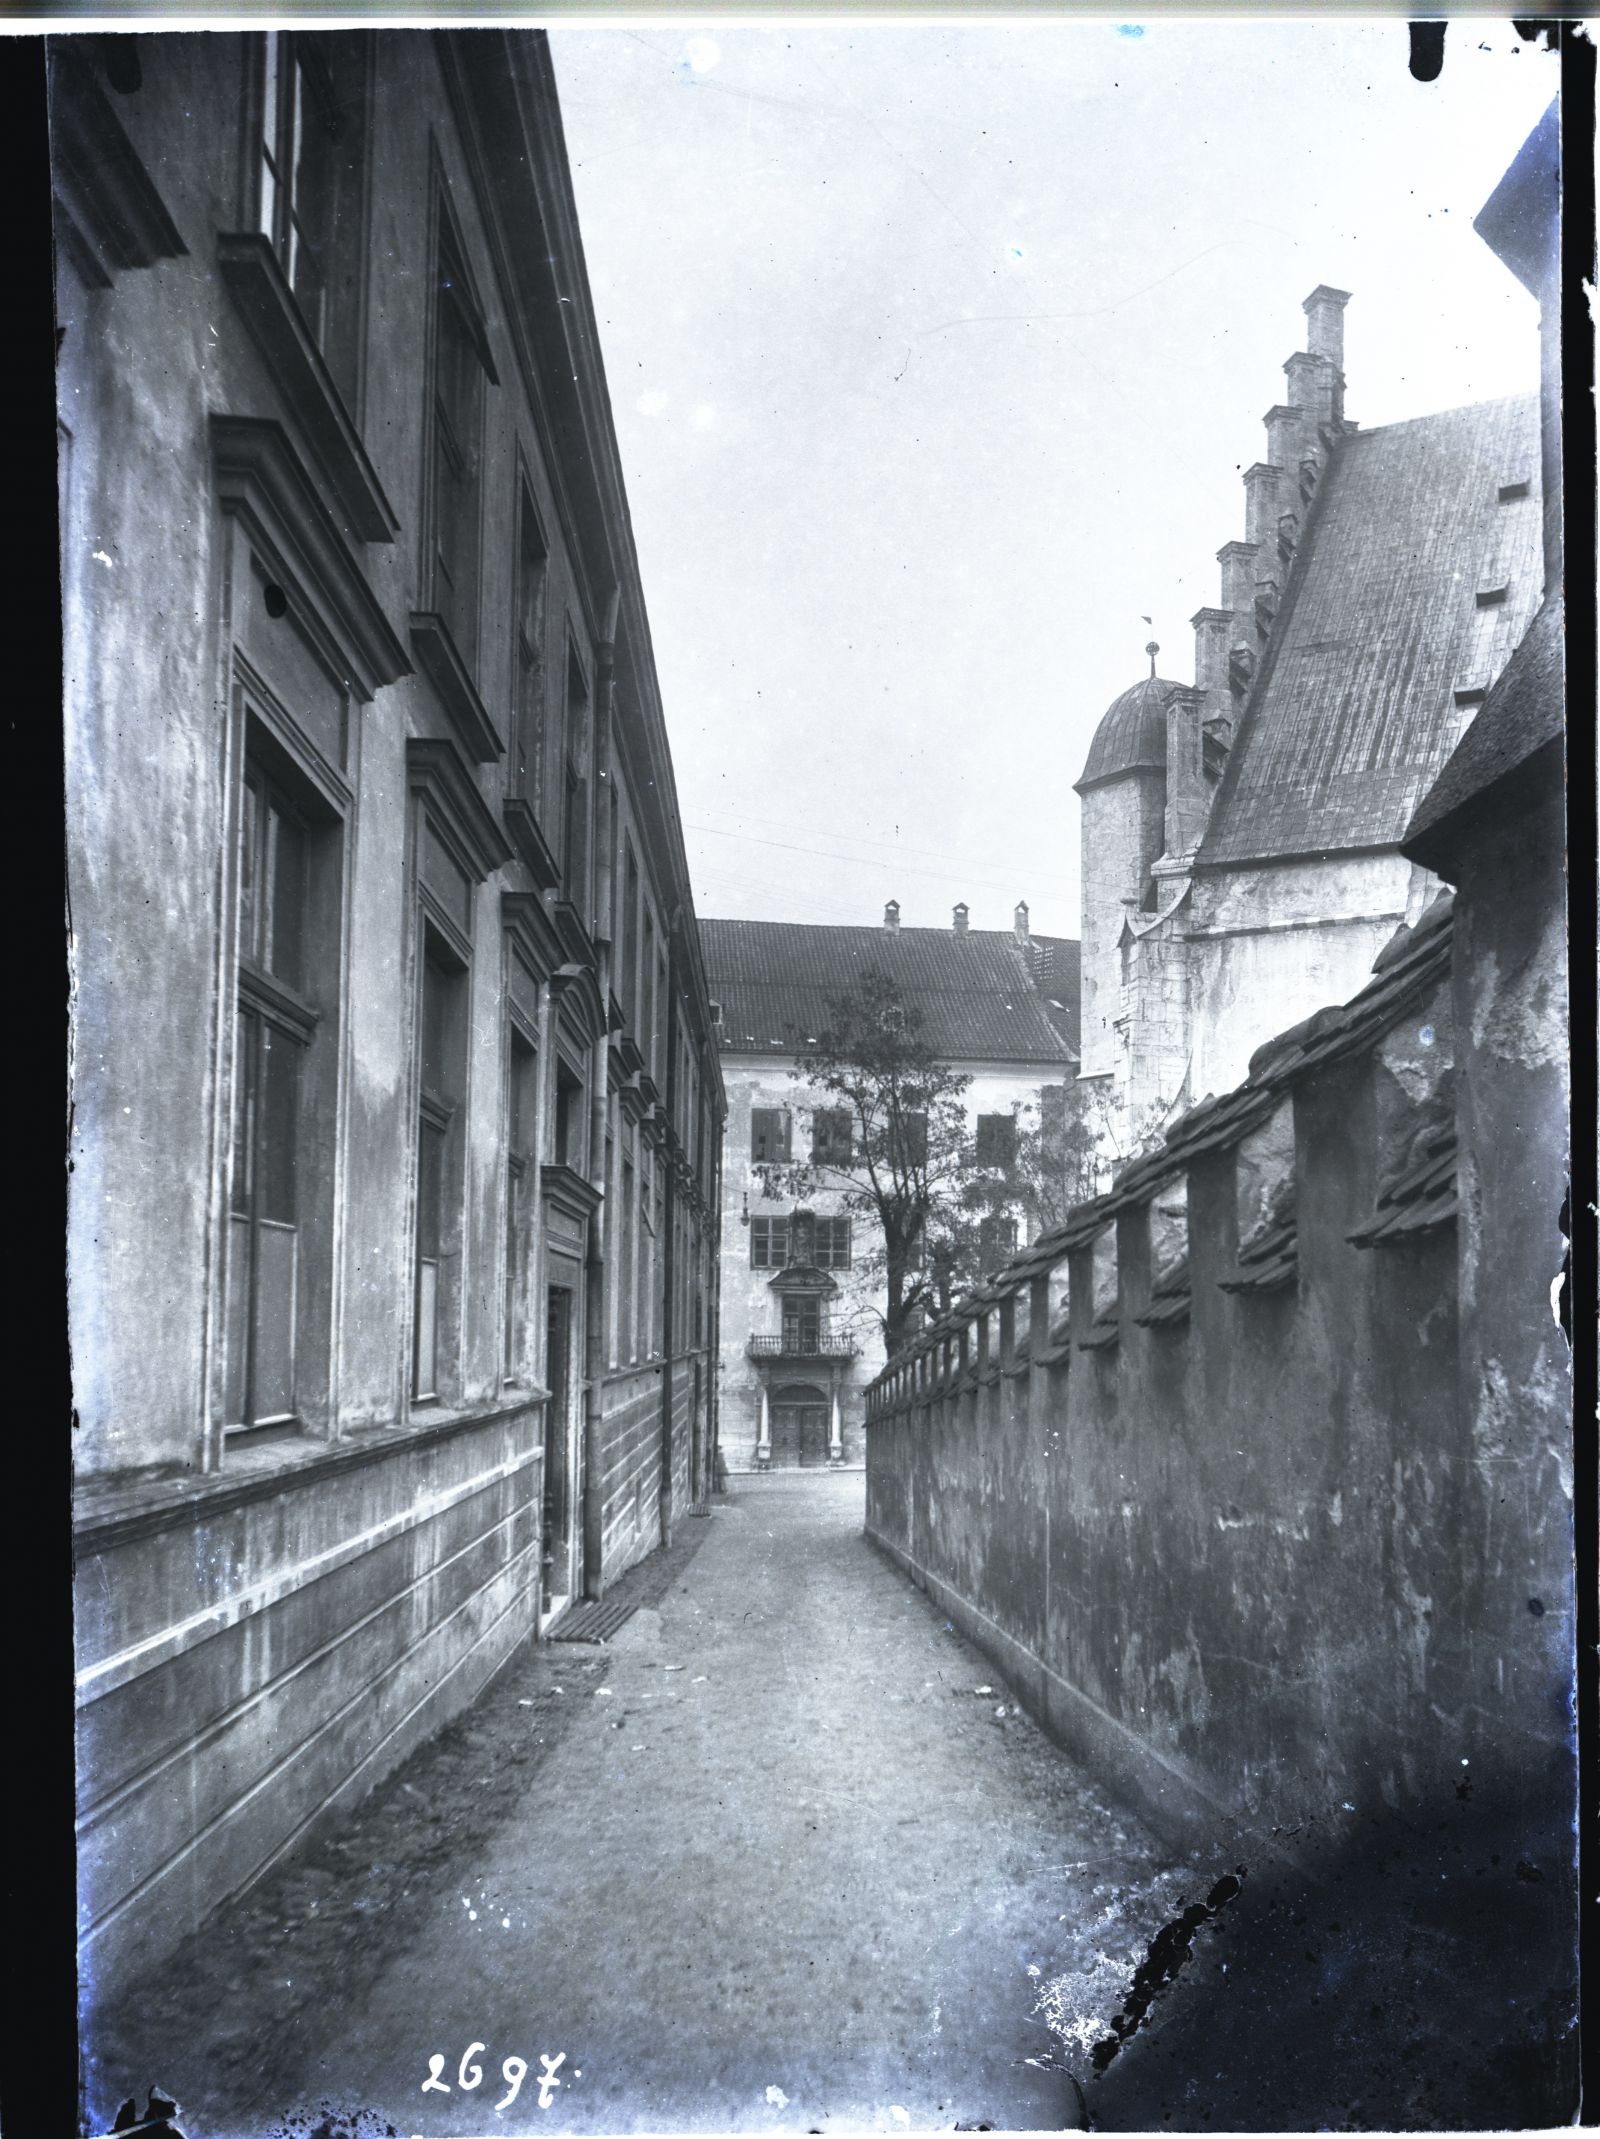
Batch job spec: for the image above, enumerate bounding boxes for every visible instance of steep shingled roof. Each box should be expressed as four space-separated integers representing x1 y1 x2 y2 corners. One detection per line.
1403 588 1564 868
1197 394 1542 870
698 920 1080 1065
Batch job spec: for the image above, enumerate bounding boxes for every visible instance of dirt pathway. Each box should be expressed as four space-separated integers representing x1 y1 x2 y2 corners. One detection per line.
88 1474 1197 2138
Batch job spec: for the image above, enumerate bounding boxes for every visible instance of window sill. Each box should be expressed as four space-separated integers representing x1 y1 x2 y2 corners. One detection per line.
410 613 504 765
216 232 399 545
502 799 562 893
73 1392 545 1553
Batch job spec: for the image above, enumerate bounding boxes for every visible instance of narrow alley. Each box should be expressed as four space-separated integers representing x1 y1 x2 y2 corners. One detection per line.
88 1476 1197 2139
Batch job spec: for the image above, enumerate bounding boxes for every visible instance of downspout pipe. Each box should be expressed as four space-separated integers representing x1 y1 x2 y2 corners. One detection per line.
658 930 682 1544
581 583 621 1602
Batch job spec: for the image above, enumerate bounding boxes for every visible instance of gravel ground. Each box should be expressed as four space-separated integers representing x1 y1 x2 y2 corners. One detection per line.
85 1474 1202 2139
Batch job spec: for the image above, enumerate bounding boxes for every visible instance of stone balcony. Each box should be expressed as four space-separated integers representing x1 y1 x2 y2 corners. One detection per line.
746 1330 858 1361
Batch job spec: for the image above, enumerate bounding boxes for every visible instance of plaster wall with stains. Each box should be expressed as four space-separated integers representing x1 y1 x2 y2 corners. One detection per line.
866 896 1571 1870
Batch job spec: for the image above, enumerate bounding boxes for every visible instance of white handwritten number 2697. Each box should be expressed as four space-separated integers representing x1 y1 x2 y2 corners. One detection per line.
421 2044 567 2109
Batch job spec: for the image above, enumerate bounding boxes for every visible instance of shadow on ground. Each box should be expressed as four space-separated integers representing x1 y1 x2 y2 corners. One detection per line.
1075 1794 1577 2131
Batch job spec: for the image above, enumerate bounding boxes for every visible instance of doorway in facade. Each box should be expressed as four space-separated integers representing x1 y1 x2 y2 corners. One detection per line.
542 1285 574 1618
770 1382 829 1468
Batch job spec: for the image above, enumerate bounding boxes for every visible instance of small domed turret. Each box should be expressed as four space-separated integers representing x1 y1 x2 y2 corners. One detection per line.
1075 674 1187 793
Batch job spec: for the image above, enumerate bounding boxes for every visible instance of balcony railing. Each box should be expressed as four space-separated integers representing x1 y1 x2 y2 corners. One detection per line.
747 1330 858 1360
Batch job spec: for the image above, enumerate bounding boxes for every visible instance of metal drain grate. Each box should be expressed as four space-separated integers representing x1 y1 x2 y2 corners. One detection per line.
549 1594 642 1644
687 1501 711 1518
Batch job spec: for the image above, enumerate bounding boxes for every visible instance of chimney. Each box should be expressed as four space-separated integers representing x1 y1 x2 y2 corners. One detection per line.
1013 900 1029 945
952 902 969 933
1302 285 1351 370
883 899 901 931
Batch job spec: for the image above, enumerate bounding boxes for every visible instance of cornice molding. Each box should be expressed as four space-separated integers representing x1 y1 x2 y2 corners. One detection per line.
410 613 505 764
211 416 410 701
501 890 566 981
502 798 562 892
406 738 513 883
50 44 186 288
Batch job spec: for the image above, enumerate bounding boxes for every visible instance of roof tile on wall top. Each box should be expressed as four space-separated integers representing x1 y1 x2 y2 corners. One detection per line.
875 892 1456 1383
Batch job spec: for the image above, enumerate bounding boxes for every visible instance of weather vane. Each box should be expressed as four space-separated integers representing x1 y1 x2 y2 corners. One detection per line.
1141 616 1159 678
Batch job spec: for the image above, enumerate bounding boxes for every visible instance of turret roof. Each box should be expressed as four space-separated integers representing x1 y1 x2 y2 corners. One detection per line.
1074 675 1186 792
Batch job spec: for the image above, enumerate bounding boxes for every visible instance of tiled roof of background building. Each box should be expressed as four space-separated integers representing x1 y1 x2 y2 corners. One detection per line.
1197 394 1542 870
697 920 1080 1064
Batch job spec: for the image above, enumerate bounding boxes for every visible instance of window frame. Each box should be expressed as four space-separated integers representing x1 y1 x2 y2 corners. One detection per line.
223 726 341 1444
253 30 370 418
811 1105 853 1166
503 1015 540 1386
751 1107 792 1164
423 173 496 673
750 1215 791 1269
974 1112 1018 1168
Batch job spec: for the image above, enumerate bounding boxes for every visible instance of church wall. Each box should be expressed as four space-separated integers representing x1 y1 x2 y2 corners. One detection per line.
1185 851 1440 1099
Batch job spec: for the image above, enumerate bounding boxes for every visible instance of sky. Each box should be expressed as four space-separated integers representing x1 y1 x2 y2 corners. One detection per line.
549 21 1558 942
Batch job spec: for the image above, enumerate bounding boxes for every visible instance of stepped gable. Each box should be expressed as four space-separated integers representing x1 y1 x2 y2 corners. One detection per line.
699 919 1080 1064
1196 392 1542 870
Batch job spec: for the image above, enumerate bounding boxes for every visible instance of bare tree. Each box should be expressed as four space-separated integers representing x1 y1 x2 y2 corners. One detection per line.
755 970 990 1357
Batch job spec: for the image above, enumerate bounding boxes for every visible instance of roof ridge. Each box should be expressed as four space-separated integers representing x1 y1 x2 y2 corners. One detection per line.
1348 387 1538 439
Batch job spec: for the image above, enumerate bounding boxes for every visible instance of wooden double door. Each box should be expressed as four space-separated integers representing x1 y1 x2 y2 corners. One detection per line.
770 1382 830 1468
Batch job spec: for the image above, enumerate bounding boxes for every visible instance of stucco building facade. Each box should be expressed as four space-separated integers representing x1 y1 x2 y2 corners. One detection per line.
59 29 724 2005
701 904 1079 1471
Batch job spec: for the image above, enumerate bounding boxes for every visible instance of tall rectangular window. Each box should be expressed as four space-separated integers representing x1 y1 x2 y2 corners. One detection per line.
642 913 657 1061
561 647 590 911
975 1113 1018 1166
815 1217 852 1269
554 1059 584 1170
619 1149 636 1362
226 763 318 1432
257 32 365 409
782 1296 821 1352
812 1107 853 1164
513 489 548 809
893 1110 928 1168
504 1027 538 1382
430 227 486 666
751 1108 791 1163
414 937 464 1403
750 1216 790 1269
622 843 640 1021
